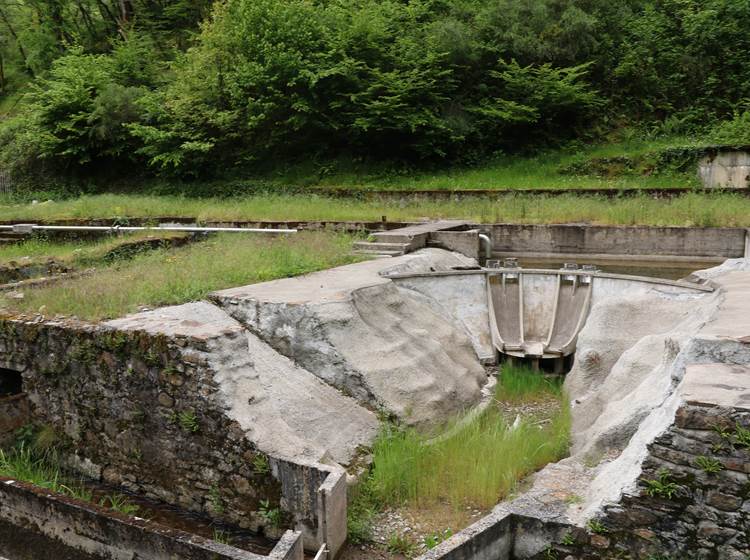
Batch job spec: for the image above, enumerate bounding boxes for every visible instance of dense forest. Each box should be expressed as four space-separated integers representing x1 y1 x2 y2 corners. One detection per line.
0 0 747 182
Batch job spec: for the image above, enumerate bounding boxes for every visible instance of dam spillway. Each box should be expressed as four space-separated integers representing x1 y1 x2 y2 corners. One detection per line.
487 264 593 360
384 261 713 368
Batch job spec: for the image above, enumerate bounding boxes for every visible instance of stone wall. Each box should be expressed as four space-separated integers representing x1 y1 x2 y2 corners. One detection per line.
0 476 304 560
595 401 749 559
0 393 29 446
0 318 283 534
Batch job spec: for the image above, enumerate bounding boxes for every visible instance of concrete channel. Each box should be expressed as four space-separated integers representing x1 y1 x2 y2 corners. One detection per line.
0 220 748 559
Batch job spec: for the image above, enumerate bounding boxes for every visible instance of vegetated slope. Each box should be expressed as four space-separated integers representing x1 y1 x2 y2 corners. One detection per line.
0 0 748 186
0 232 359 320
0 192 749 227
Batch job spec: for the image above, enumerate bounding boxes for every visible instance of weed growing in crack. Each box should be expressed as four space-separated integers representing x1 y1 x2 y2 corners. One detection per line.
387 534 417 557
99 493 140 516
252 454 270 475
733 423 750 448
587 519 608 534
695 456 723 474
643 469 679 499
423 529 453 550
209 484 225 514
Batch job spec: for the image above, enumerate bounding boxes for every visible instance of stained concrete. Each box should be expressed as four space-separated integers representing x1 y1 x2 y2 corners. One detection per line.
699 150 750 189
212 250 489 426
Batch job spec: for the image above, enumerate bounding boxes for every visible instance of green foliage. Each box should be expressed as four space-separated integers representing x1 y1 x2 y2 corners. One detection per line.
695 456 724 474
129 0 600 175
709 111 750 146
495 365 563 403
643 469 679 499
1 231 359 320
0 444 92 503
212 529 232 545
175 410 199 433
252 454 270 476
587 519 608 534
259 499 284 529
208 484 224 514
613 0 750 122
423 529 453 550
387 534 417 557
0 0 748 181
733 423 750 448
98 493 140 516
347 476 380 545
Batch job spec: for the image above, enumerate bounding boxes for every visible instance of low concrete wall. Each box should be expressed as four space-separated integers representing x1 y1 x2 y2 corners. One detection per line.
0 393 29 446
429 230 480 260
699 150 750 189
272 458 348 558
419 511 514 560
488 224 747 258
0 477 303 560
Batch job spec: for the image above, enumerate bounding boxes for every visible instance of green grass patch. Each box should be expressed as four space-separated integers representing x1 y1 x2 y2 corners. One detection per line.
366 368 570 510
0 444 93 502
0 443 141 515
0 231 360 321
1 192 750 227
0 231 186 267
494 365 563 404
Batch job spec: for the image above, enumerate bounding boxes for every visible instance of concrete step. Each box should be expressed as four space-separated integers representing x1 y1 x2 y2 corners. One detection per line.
353 249 404 257
352 241 410 252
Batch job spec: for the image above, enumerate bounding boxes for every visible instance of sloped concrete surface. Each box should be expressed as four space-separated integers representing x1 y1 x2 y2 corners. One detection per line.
498 260 750 534
107 302 379 465
212 250 489 426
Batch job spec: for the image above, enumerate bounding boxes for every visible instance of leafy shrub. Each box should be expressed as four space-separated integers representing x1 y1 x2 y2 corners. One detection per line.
129 0 601 176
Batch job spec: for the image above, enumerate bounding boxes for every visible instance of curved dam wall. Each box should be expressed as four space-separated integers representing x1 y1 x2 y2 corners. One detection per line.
388 267 711 365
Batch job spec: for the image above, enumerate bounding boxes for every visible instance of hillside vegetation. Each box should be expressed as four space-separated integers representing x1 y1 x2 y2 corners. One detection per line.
0 0 748 188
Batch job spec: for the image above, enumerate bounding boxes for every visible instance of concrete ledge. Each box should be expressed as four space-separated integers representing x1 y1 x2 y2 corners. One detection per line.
0 477 303 560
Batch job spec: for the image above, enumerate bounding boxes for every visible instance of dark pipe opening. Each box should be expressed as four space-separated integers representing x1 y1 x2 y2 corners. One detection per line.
0 368 23 397
499 353 575 375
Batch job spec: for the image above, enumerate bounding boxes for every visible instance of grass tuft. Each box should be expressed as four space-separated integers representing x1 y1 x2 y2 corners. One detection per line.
494 365 563 403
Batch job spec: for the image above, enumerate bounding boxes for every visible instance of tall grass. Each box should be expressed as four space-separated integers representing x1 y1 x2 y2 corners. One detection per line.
368 369 570 510
0 445 93 502
0 231 360 320
0 192 747 227
495 365 563 403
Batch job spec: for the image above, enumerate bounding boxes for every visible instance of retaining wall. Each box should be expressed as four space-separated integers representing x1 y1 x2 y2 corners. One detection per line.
0 316 345 556
488 224 747 259
0 477 303 560
0 318 283 532
0 393 29 446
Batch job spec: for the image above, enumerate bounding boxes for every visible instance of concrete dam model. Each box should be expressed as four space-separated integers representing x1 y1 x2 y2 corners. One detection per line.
0 242 748 560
